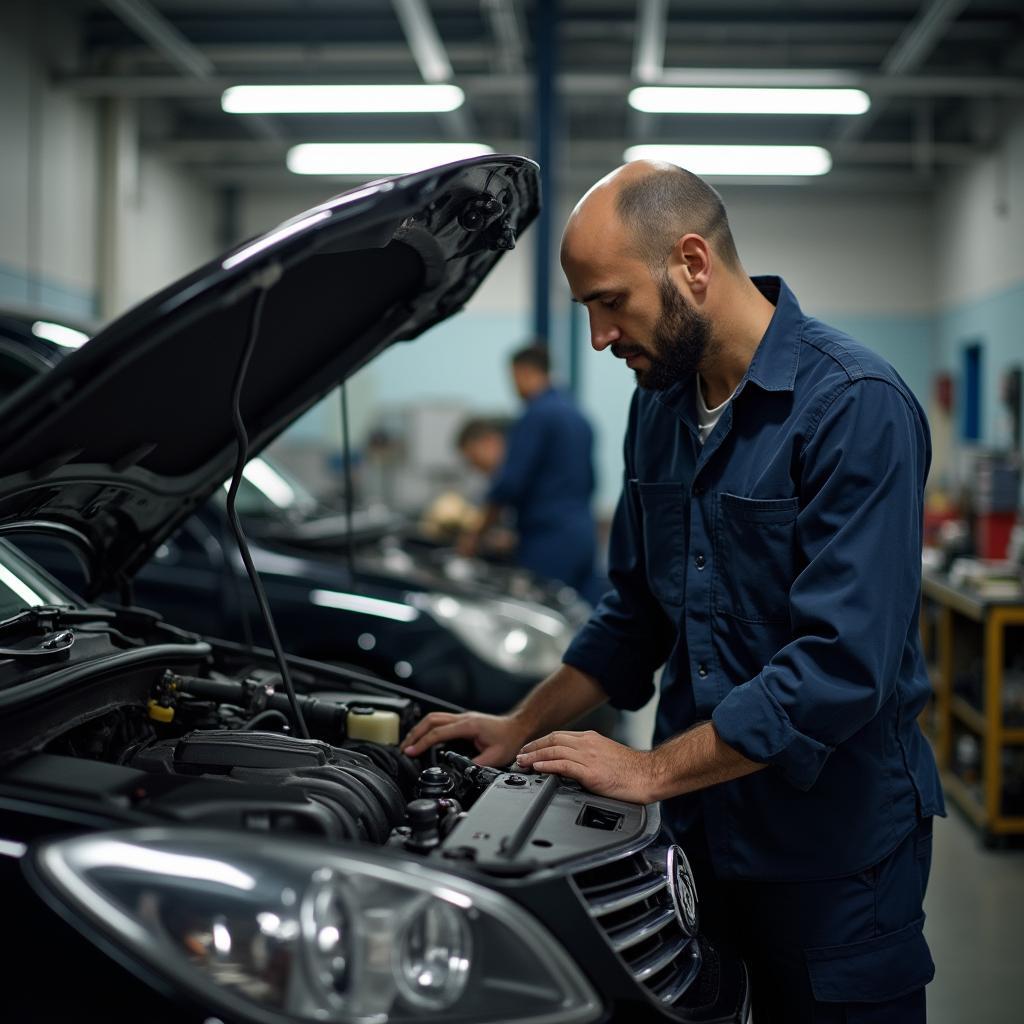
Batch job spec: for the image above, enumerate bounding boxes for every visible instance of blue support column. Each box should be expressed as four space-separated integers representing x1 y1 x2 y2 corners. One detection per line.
532 0 558 347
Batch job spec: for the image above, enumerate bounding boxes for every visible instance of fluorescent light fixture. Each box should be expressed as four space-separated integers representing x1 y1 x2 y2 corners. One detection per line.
31 320 89 349
624 144 832 177
222 84 466 114
287 142 494 176
310 589 420 623
629 86 870 116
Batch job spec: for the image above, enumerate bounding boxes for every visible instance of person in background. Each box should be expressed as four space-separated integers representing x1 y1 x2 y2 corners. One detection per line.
455 416 509 479
457 345 600 600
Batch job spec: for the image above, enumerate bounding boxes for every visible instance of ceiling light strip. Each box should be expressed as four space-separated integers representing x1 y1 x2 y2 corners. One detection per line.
624 144 833 177
222 84 465 114
286 142 494 176
629 86 870 116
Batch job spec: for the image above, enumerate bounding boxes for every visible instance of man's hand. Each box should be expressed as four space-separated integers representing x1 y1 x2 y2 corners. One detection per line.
516 730 662 804
402 711 530 767
455 530 482 558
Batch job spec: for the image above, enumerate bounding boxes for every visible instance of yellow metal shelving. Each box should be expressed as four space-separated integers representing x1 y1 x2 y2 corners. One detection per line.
920 572 1024 841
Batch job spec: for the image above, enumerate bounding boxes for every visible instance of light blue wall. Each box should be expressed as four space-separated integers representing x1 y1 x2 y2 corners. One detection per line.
285 309 534 445
351 309 532 414
932 280 1024 449
0 260 98 320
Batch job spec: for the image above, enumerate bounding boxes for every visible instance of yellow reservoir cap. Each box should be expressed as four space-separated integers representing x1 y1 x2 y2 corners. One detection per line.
147 700 175 724
346 708 400 745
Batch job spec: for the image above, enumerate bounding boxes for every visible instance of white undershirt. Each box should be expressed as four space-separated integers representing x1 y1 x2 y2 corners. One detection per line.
696 374 736 445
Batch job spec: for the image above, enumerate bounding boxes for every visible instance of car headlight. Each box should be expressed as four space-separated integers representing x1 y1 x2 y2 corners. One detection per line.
416 593 570 677
28 829 599 1024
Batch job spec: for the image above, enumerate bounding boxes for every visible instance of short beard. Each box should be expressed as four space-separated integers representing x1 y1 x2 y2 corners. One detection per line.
632 276 714 391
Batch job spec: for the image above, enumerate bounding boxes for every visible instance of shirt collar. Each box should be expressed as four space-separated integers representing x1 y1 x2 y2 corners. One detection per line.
743 275 803 393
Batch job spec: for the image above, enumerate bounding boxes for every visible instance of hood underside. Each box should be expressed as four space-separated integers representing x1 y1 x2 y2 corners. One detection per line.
0 156 539 597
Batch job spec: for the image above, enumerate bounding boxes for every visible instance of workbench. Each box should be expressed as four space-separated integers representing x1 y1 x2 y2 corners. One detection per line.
920 571 1024 844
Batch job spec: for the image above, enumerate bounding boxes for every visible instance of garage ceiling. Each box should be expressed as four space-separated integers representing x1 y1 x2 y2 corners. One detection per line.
57 0 1024 192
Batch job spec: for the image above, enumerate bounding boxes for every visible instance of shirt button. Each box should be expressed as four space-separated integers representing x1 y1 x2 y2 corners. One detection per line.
695 553 706 570
697 664 709 678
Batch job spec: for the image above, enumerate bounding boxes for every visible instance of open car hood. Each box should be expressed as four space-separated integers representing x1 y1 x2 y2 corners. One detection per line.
0 156 539 597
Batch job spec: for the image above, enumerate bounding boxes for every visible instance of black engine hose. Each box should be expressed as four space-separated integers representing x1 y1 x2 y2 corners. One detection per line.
241 709 291 732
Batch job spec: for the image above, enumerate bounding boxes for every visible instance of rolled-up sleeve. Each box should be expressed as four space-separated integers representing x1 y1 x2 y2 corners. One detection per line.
712 378 929 790
563 394 675 710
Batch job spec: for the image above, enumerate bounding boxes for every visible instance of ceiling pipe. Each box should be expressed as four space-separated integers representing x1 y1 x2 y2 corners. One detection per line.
391 0 474 138
834 0 970 147
630 0 668 142
99 0 281 140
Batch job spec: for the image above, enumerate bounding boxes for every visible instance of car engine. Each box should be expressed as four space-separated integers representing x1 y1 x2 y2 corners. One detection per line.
34 662 643 869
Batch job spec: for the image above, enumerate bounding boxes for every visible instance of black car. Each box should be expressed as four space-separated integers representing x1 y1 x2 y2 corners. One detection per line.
0 157 750 1023
0 318 593 716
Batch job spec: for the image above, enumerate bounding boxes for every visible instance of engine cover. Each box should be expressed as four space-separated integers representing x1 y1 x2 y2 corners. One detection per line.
129 730 409 842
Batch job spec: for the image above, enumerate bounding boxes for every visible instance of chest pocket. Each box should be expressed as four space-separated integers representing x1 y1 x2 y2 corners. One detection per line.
714 492 799 623
636 481 687 607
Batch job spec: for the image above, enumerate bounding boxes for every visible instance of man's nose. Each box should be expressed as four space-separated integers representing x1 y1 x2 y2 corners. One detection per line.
589 312 621 352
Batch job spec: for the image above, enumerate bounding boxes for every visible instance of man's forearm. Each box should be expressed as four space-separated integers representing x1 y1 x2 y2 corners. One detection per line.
477 502 502 536
647 722 764 801
517 720 764 804
510 663 609 739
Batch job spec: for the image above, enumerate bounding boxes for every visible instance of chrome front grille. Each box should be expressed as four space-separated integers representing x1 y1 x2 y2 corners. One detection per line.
572 841 703 1011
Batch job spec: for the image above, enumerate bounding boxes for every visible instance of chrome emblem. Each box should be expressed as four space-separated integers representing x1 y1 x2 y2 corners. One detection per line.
666 845 698 936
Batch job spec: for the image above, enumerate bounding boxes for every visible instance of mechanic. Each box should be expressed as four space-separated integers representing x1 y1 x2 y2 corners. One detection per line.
405 160 944 1023
458 344 601 600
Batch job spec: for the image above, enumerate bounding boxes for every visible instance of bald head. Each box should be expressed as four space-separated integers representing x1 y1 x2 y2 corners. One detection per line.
563 160 741 275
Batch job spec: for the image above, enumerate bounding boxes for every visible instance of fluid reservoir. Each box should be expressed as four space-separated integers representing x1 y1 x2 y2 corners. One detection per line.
346 706 400 745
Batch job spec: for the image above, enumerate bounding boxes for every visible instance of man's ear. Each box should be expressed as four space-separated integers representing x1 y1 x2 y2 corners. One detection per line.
668 233 711 296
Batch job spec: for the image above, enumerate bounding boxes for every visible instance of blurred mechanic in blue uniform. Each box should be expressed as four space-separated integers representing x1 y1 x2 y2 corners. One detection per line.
458 344 600 600
407 161 944 1023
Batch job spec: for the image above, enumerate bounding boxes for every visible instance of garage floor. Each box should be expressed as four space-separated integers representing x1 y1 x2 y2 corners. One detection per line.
621 701 1024 1021
926 811 1024 1024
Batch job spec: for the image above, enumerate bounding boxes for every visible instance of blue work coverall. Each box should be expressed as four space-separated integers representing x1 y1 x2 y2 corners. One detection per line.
563 277 944 1022
487 386 598 596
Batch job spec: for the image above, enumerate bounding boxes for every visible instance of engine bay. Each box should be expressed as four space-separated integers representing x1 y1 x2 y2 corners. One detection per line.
2 638 647 876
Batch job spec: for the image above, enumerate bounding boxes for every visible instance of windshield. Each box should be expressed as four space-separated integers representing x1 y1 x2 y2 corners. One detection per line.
219 456 321 519
0 539 78 618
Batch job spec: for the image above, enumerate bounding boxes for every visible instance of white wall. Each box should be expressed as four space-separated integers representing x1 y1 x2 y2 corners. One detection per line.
0 0 99 316
109 152 220 316
929 104 1024 484
723 188 935 316
934 107 1024 310
0 0 220 322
